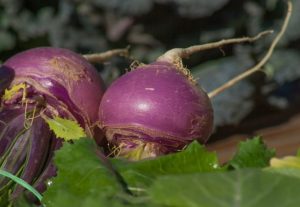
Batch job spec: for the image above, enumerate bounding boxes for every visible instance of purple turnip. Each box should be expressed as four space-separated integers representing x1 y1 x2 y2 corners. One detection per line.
99 61 213 159
0 47 105 203
98 1 292 160
3 47 105 129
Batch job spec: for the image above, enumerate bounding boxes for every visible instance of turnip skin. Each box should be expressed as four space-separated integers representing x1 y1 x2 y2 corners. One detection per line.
99 61 213 159
3 47 105 126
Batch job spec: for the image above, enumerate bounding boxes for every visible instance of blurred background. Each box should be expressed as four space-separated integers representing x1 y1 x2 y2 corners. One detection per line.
0 0 299 161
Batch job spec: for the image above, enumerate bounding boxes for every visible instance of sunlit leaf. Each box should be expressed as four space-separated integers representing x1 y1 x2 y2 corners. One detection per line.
44 117 86 141
270 156 300 169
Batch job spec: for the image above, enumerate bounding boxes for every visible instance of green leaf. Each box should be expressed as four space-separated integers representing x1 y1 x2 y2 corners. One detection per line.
42 139 300 207
266 167 300 179
228 137 275 169
115 141 222 188
43 139 125 206
44 117 86 141
42 139 221 206
42 139 157 207
0 170 42 202
149 169 300 207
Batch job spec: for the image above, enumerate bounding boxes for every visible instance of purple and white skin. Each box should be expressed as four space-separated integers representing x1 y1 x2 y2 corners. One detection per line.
98 51 214 160
0 47 105 202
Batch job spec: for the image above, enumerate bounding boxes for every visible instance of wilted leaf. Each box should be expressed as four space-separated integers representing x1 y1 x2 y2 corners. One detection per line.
270 156 300 169
3 83 26 101
267 153 300 179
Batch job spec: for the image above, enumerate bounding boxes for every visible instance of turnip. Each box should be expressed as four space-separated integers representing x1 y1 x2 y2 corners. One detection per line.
98 2 292 160
3 47 106 127
0 47 109 202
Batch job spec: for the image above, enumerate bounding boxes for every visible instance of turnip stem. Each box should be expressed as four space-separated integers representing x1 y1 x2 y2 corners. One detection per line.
83 47 129 63
157 30 273 63
208 0 292 99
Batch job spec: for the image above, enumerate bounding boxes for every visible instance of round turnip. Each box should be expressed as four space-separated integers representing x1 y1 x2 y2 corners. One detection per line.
0 47 105 203
99 61 213 159
98 1 292 160
3 47 105 129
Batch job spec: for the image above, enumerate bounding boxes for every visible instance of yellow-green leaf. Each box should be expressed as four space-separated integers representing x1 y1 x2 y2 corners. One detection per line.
3 83 26 101
45 117 86 141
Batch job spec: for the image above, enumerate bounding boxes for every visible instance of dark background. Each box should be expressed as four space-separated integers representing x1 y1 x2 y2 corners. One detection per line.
1 0 299 144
